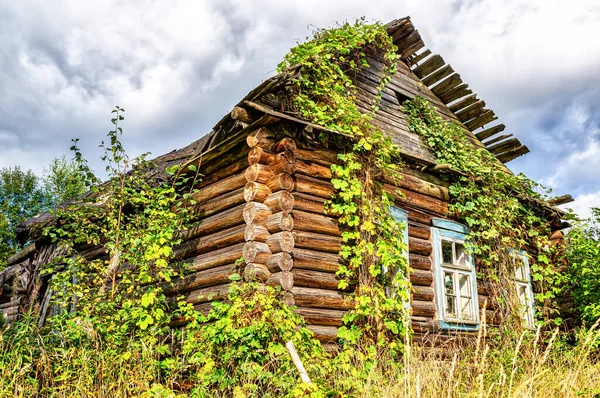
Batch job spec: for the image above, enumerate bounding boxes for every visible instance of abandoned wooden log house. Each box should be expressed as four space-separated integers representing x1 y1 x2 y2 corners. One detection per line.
0 17 570 345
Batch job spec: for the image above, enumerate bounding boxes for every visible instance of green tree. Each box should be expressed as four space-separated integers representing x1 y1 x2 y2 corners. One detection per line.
564 208 600 324
0 167 52 267
42 155 89 204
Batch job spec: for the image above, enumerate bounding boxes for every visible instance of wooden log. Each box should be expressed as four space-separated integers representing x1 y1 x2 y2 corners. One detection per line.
412 285 434 301
188 172 246 205
243 202 272 225
193 187 244 218
475 124 505 141
273 137 297 153
409 237 433 256
243 242 272 264
395 172 450 201
295 148 339 167
175 225 245 260
185 242 245 272
231 106 255 124
265 212 294 233
0 296 21 310
243 182 272 203
264 191 294 214
409 254 431 271
292 248 341 273
248 146 275 165
6 243 36 267
196 157 248 190
178 203 245 242
291 192 326 215
266 252 293 272
245 164 274 184
291 286 354 310
186 284 231 304
244 263 271 282
292 210 340 236
247 127 275 148
266 232 295 253
267 271 294 290
292 231 342 254
295 159 332 180
384 184 448 216
408 223 430 240
411 300 436 317
410 269 433 286
267 173 295 192
293 269 340 291
167 264 236 294
269 151 296 175
306 325 338 343
295 174 335 199
244 225 270 242
295 307 345 327
407 210 431 226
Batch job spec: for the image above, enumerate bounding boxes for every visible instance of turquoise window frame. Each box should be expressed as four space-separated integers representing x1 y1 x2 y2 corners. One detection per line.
511 248 536 329
432 218 480 332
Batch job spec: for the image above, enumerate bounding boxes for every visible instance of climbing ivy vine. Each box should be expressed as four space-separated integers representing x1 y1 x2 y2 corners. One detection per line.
403 97 565 326
278 19 411 350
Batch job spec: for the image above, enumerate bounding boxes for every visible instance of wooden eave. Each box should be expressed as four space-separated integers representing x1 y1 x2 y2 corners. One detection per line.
390 18 530 164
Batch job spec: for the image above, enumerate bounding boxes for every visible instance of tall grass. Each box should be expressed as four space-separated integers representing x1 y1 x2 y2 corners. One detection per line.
1 314 600 397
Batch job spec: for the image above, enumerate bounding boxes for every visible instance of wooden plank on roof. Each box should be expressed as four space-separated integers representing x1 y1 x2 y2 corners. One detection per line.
388 19 414 41
431 74 463 97
413 54 444 78
465 110 497 131
410 49 431 65
483 133 513 147
475 124 505 141
488 138 521 155
422 64 454 86
438 84 472 103
448 94 477 113
496 145 530 163
455 100 486 122
397 30 424 59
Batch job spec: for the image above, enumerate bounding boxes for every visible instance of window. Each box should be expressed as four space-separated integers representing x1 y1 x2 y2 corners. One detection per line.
386 207 410 299
432 219 479 331
512 250 535 328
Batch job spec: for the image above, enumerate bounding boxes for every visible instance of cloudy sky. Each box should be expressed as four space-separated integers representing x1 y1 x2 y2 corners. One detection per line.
1 0 599 217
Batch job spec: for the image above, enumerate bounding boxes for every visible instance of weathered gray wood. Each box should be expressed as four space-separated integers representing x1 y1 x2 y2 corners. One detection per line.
409 49 431 65
448 94 477 113
438 84 472 104
483 133 513 147
488 138 521 155
431 74 463 97
422 64 454 87
413 54 444 78
465 110 497 131
475 124 505 141
496 145 530 163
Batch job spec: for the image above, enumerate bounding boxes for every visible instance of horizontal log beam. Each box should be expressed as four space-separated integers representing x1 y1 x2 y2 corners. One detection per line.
175 225 245 260
293 268 340 290
292 248 342 273
185 242 245 272
291 286 354 310
292 231 342 253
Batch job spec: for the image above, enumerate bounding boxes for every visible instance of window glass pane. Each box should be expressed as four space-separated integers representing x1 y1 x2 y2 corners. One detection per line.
517 284 528 304
514 255 527 281
444 271 455 295
455 243 467 267
446 295 457 317
459 274 471 297
442 241 453 264
461 297 474 320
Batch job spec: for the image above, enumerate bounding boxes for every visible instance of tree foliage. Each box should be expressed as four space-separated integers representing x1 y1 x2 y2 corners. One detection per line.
0 167 51 266
564 208 600 324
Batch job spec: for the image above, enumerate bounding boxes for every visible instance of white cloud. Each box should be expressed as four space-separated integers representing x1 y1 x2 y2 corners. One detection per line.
562 191 600 220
